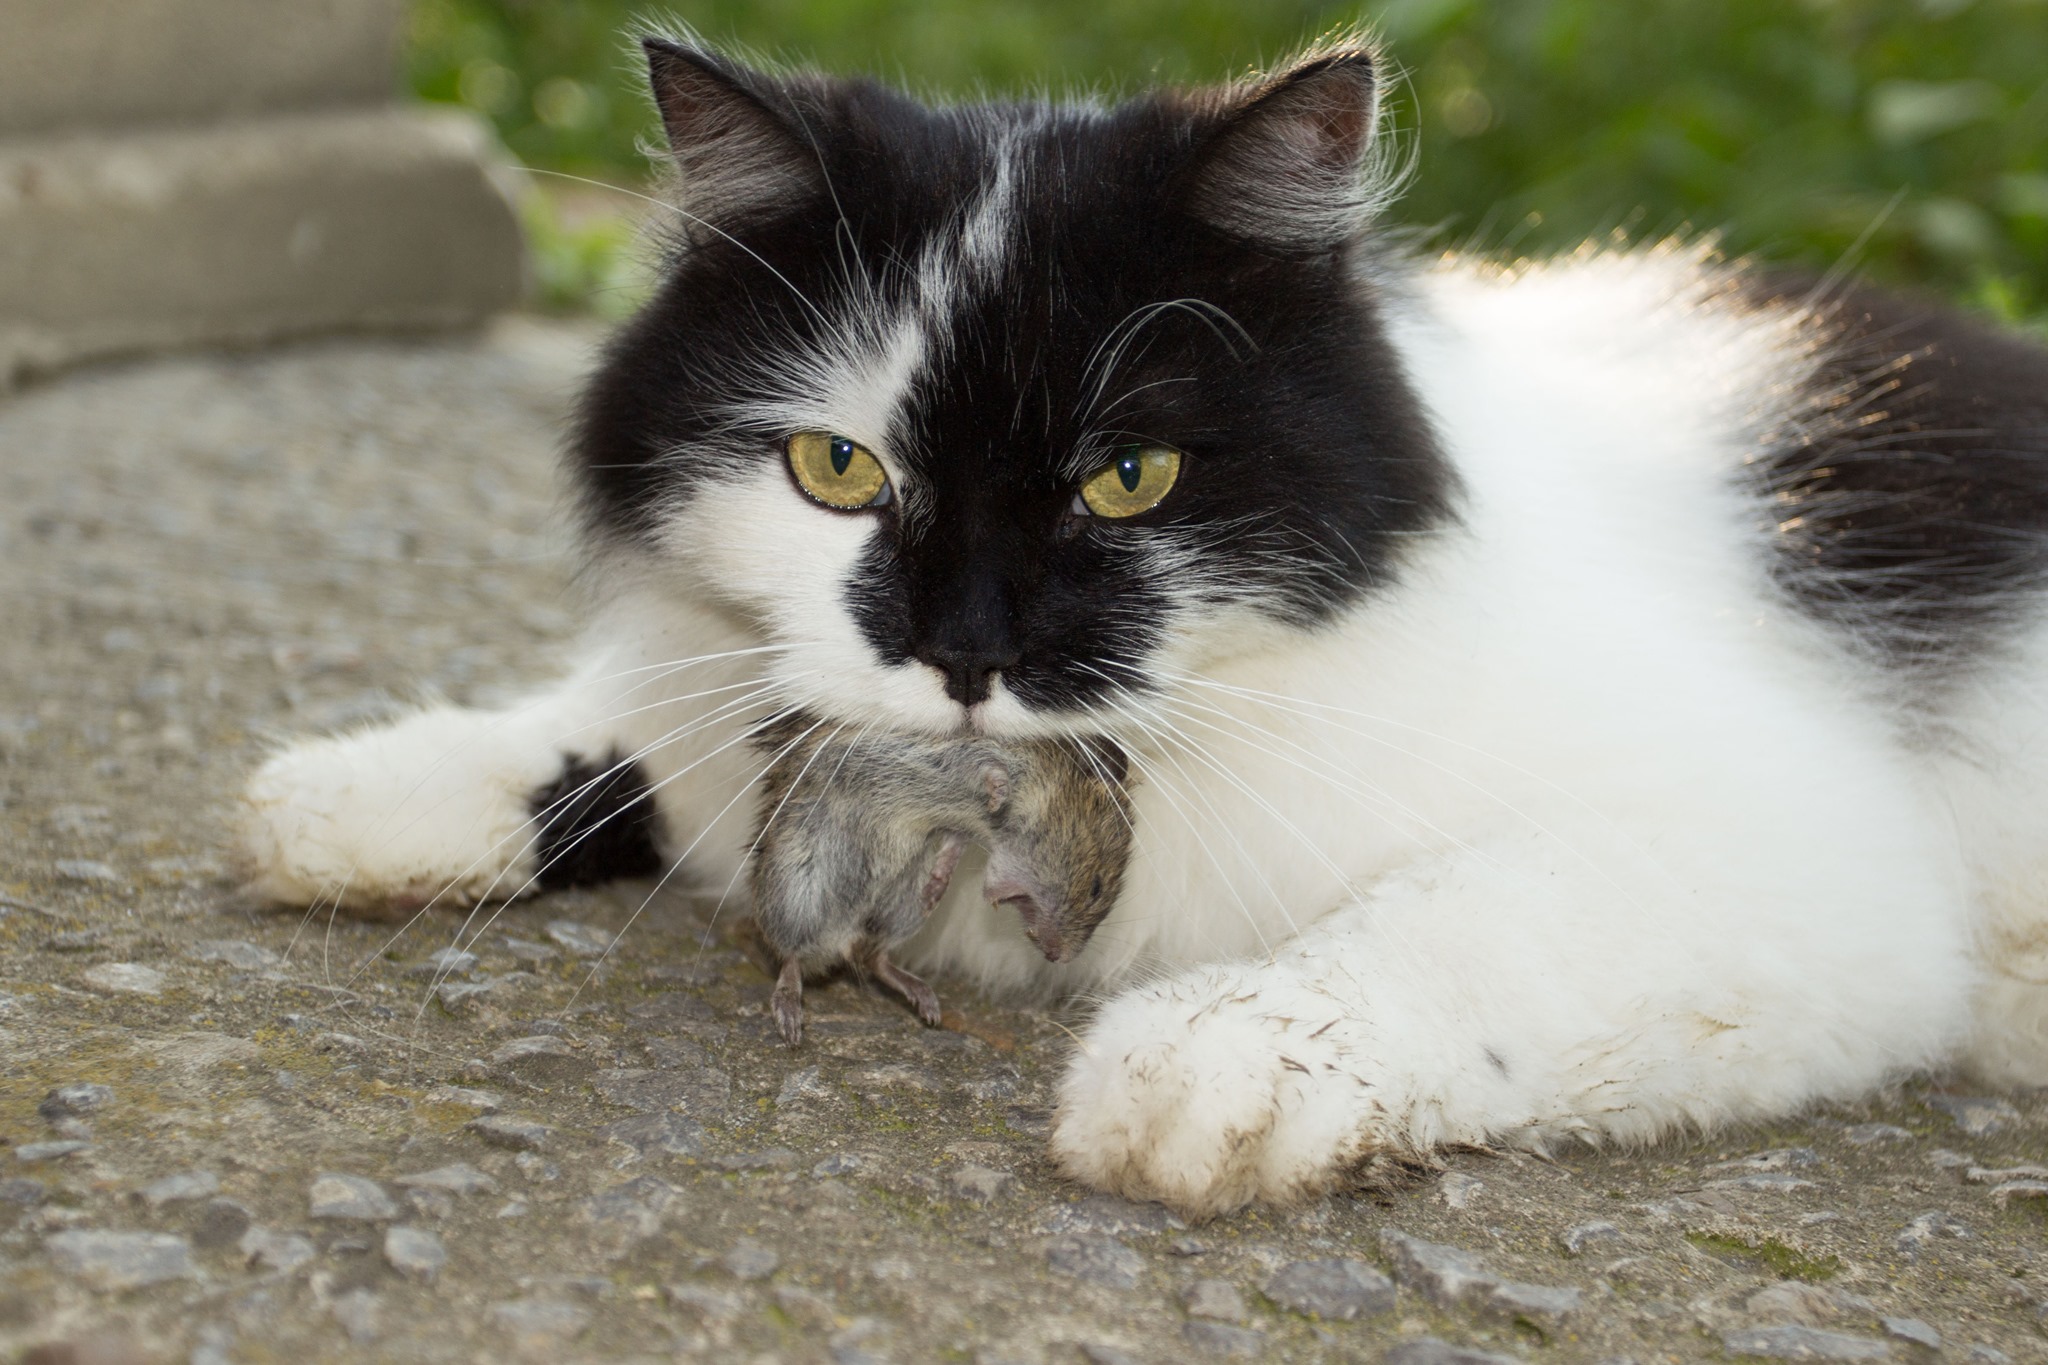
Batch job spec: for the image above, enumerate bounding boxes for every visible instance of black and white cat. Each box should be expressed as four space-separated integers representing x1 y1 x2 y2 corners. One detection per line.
238 35 2048 1217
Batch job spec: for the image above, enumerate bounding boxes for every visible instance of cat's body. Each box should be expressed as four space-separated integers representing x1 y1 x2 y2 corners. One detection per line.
237 36 2048 1216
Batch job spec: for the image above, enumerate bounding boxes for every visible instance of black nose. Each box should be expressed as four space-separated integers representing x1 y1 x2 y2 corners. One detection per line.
920 642 1019 706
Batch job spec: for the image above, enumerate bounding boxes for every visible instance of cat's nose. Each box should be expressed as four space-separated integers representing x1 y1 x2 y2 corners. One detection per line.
920 642 1019 706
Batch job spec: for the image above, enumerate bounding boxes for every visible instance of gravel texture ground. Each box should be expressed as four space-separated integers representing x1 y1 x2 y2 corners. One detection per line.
2 323 2047 1364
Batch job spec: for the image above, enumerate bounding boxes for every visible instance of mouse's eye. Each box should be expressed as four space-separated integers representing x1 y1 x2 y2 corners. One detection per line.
1075 444 1180 518
1090 876 1103 899
787 432 891 510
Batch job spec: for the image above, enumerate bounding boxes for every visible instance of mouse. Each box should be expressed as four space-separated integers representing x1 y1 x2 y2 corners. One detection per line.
748 714 1135 1045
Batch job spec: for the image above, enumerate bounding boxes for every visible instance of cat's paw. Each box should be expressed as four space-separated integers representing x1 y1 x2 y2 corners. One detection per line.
235 706 553 916
1050 964 1381 1219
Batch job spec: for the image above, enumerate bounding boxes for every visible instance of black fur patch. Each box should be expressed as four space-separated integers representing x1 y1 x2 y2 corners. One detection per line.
529 750 666 891
1749 275 2048 677
574 43 1456 716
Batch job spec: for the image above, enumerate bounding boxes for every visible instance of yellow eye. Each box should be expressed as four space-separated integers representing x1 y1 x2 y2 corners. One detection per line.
1079 445 1181 518
787 432 890 510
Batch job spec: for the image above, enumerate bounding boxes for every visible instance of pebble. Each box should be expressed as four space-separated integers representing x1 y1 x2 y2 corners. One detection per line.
308 1173 399 1221
1181 1321 1265 1357
405 947 478 977
1379 1229 1581 1327
1183 1279 1248 1321
138 1169 220 1209
1841 1124 1913 1146
467 1115 553 1151
515 1152 560 1181
1046 1233 1146 1290
711 1148 801 1172
1990 1180 2048 1207
593 1065 731 1120
1966 1348 2011 1364
778 1065 832 1106
1880 1318 1941 1350
1965 1164 2048 1183
577 1178 671 1252
484 1297 593 1346
723 1237 780 1280
394 1163 497 1196
1383 1342 1522 1365
1262 1257 1395 1320
186 939 282 970
45 1229 196 1289
1927 1150 1971 1170
193 1198 252 1250
667 1282 744 1321
813 1152 862 1178
425 1085 504 1113
1721 1326 1892 1361
600 1112 705 1161
56 858 123 883
1078 1346 1143 1365
15 1140 93 1163
1709 1147 1822 1173
1437 1171 1486 1208
0 1177 48 1207
437 981 496 1009
545 919 615 957
1041 1194 1186 1236
1710 1172 1818 1193
1895 1211 1971 1255
860 1062 939 1091
1560 1220 1625 1255
39 1082 115 1121
1744 1281 1878 1327
383 1225 447 1282
1926 1095 2021 1137
949 1164 1017 1204
79 963 165 996
329 1288 380 1344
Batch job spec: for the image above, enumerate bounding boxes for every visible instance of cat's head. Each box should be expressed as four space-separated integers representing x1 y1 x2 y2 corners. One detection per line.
575 35 1452 738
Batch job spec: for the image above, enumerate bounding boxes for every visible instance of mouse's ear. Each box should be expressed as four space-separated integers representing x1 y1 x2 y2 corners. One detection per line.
1079 737 1131 788
980 763 1011 814
642 37 830 234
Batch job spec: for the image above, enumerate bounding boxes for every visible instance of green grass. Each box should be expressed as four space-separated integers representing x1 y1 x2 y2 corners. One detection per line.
408 0 2047 320
1686 1231 1842 1281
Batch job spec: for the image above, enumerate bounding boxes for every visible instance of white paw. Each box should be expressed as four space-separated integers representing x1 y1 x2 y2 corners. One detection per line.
1050 965 1382 1218
236 706 554 915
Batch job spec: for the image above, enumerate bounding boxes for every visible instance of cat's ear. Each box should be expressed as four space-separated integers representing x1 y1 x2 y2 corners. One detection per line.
1182 45 1382 253
642 37 825 232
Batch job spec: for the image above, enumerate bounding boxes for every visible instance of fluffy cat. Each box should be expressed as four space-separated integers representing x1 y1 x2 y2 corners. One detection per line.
237 33 2048 1217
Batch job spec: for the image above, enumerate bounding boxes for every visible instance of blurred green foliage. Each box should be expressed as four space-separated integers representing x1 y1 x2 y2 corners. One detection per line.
409 0 2047 322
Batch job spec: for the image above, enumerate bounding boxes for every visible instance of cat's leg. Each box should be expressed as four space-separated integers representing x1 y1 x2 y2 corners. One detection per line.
236 666 658 915
236 609 770 915
1051 823 1975 1218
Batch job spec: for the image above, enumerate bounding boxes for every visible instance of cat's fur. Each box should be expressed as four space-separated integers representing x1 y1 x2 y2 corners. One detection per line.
236 33 2048 1217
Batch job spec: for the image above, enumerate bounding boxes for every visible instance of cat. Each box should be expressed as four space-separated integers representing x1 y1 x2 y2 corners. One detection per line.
236 30 2048 1218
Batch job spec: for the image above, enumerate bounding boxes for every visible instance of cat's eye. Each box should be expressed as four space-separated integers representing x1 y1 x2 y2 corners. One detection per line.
786 432 891 510
1076 445 1181 518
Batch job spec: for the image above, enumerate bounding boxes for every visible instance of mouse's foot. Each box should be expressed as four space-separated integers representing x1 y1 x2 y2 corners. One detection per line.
772 958 805 1046
872 952 943 1028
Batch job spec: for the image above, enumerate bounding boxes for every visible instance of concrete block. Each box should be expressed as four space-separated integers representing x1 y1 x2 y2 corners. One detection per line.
0 0 405 135
0 107 528 384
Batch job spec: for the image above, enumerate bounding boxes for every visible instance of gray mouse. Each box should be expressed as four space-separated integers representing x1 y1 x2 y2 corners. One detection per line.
748 714 1135 1046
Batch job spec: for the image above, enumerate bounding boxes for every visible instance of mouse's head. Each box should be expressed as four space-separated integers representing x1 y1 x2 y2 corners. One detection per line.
982 737 1135 963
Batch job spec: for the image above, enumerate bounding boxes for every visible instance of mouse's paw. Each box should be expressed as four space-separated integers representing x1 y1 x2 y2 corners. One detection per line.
773 959 806 1047
873 953 943 1028
1050 963 1385 1219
